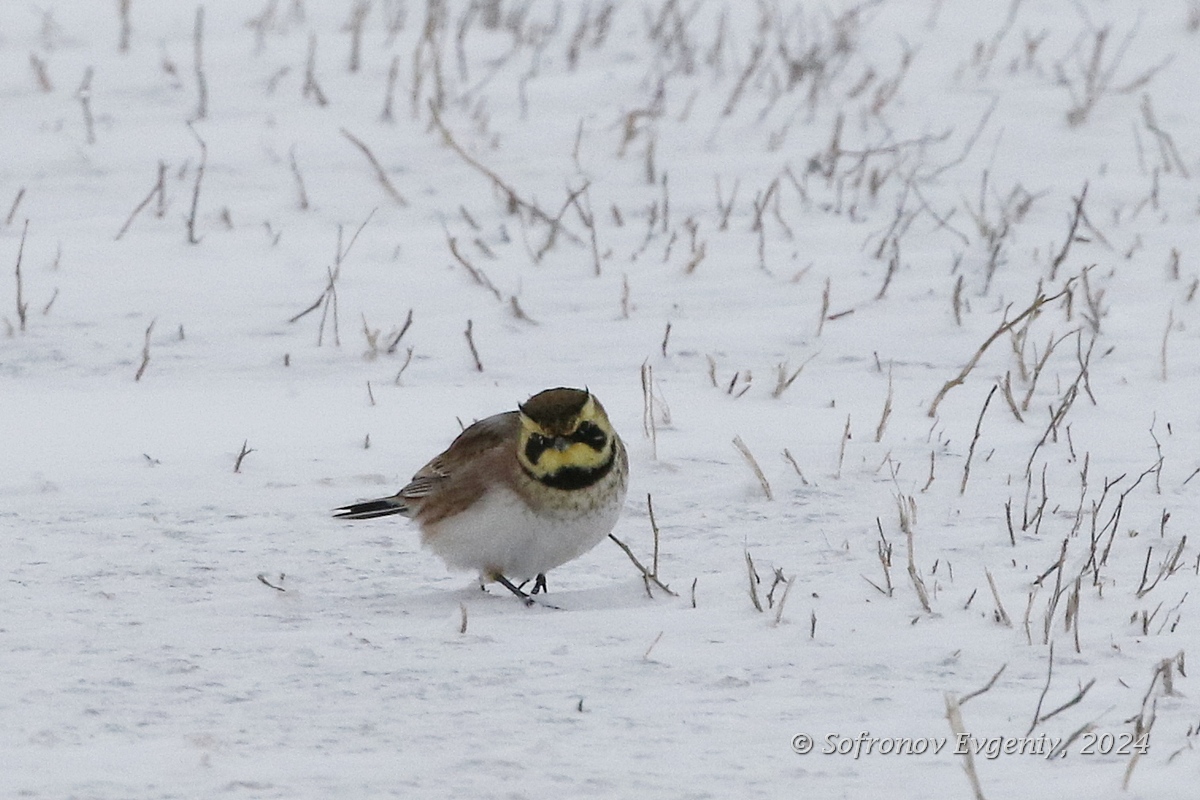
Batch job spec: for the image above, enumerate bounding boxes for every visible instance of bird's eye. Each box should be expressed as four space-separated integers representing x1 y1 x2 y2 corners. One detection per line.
570 421 608 451
524 433 551 465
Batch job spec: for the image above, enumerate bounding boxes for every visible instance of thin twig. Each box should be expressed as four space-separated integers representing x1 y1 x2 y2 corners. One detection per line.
13 219 29 332
116 161 167 240
257 573 285 592
185 122 206 244
958 663 1007 705
429 102 581 245
647 494 661 577
76 67 96 145
5 187 26 226
733 436 773 500
1026 642 1054 736
608 533 676 596
341 128 408 206
961 385 997 494
901 495 932 613
984 568 1012 626
192 6 207 121
289 145 310 210
945 693 988 800
464 319 483 371
745 550 763 612
134 318 155 381
1050 183 1087 279
928 287 1070 417
234 439 255 473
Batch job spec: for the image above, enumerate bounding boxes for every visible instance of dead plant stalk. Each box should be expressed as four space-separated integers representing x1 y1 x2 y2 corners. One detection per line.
928 287 1070 418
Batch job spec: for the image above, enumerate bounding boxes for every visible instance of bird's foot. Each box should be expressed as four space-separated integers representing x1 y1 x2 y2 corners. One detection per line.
491 573 557 609
492 574 536 607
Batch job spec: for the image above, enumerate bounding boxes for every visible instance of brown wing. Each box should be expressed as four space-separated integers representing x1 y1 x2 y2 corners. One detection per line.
399 410 519 524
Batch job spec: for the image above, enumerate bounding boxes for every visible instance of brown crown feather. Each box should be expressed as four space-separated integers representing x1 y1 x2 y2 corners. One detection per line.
518 387 591 433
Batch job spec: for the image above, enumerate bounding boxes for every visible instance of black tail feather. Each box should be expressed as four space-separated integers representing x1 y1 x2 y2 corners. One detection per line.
333 498 407 520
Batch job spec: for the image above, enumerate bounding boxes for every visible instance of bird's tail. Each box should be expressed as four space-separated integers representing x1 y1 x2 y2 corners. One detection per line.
333 496 409 520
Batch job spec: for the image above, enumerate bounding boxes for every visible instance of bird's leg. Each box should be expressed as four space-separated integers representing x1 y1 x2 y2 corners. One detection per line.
492 574 535 607
531 574 548 595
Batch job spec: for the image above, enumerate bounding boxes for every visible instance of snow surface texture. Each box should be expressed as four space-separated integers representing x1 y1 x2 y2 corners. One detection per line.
3 1 1199 797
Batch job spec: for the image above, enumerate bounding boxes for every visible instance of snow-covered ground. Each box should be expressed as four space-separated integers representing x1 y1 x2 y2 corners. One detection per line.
3 1 1199 797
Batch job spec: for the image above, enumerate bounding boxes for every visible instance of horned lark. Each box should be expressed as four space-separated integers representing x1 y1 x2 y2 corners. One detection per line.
334 387 628 603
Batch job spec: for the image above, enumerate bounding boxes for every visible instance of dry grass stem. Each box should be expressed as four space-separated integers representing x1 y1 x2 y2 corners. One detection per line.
75 67 97 145
1161 307 1173 381
921 450 936 493
640 361 658 459
257 573 285 592
900 495 932 613
447 235 501 299
429 103 579 246
646 494 661 577
928 287 1069 418
386 308 414 353
1020 331 1073 412
289 145 309 210
958 663 1007 706
508 296 536 324
772 577 794 626
733 436 773 500
944 693 988 800
1026 642 1055 736
1037 677 1096 728
961 385 997 494
608 533 676 596
393 346 414 384
1135 535 1187 598
303 33 328 105
1050 183 1087 279
116 161 167 240
817 277 831 336
984 568 1011 627
192 6 207 121
233 439 255 473
868 518 894 597
782 448 808 486
772 352 817 398
568 183 602 275
344 0 368 73
13 219 29 332
1123 654 1183 787
41 287 59 316
341 128 408 206
1048 719 1096 760
463 319 483 371
117 0 131 53
380 54 401 122
6 187 26 226
134 318 155 381
30 54 52 92
835 414 851 479
1141 94 1189 177
875 367 894 442
745 550 763 612
186 122 206 244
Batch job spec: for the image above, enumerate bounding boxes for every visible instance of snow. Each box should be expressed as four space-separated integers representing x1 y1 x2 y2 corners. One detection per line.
3 0 1200 797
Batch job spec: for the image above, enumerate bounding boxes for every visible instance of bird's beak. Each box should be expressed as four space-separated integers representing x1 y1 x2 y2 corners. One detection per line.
553 436 571 452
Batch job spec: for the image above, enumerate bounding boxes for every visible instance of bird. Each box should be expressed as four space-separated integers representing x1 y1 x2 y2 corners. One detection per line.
334 387 628 604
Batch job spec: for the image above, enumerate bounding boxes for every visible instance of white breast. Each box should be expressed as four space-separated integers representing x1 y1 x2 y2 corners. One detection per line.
419 485 624 580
